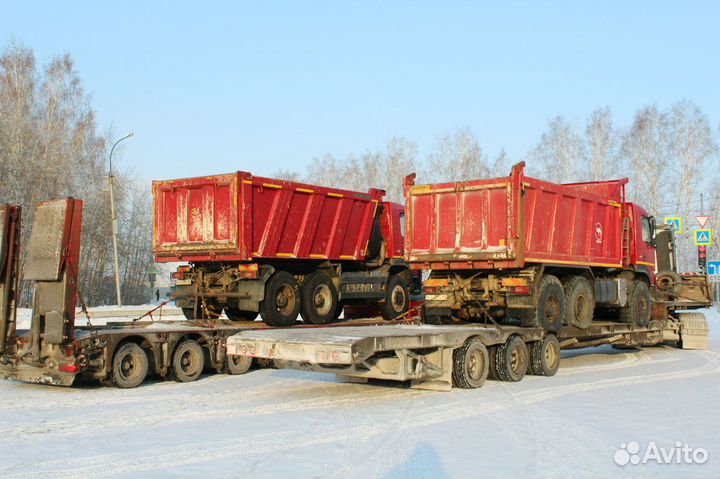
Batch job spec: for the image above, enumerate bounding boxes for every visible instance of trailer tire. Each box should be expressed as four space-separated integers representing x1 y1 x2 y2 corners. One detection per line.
172 339 205 382
260 271 302 327
494 335 528 382
563 276 594 329
225 308 258 322
226 354 253 375
381 275 409 320
112 342 149 388
620 280 651 327
520 274 564 332
528 334 560 376
301 271 339 325
452 337 489 389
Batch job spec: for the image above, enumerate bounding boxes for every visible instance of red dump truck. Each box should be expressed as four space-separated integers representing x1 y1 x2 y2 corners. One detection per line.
403 162 709 330
154 173 411 326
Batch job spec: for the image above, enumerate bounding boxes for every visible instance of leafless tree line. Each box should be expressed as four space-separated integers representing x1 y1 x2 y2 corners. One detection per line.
0 43 153 306
279 104 719 273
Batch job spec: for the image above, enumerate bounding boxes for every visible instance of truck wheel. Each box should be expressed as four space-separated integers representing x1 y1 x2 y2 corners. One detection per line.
225 308 258 322
528 334 560 376
260 271 302 327
520 274 564 332
301 271 339 325
112 342 149 388
172 339 205 382
620 280 651 327
381 275 409 320
563 276 594 329
493 335 528 382
226 354 253 375
452 337 489 388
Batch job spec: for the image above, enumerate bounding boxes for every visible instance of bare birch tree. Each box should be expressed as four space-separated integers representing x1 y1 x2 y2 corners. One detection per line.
528 115 584 182
426 127 489 183
584 107 617 181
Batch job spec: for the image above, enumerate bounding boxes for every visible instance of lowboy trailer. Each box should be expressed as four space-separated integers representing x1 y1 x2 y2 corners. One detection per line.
0 198 400 388
227 311 709 391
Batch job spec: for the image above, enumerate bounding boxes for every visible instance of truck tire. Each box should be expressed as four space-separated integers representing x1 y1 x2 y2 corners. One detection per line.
493 335 528 382
452 337 489 388
112 342 149 389
520 274 564 332
620 280 651 327
301 271 339 325
172 339 205 382
381 274 409 320
528 334 560 376
226 354 253 375
260 271 302 327
225 308 258 322
563 276 594 329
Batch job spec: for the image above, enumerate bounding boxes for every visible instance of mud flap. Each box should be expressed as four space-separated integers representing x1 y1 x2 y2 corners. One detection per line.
677 312 709 350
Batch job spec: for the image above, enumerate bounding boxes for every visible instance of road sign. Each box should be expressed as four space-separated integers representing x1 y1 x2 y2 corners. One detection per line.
696 215 710 228
708 261 720 276
694 229 712 246
664 217 682 233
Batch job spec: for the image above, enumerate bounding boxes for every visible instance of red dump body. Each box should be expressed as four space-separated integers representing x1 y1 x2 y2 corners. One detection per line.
153 173 384 263
404 163 631 271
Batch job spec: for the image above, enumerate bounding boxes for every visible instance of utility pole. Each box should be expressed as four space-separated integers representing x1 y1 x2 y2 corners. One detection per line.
109 133 134 306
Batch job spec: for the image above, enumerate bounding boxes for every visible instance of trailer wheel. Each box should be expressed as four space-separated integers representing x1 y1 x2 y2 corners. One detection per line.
225 308 258 322
301 271 339 325
620 280 651 327
172 339 205 382
520 274 564 332
563 276 594 329
381 275 409 320
528 334 560 376
112 342 149 388
494 335 528 382
226 354 253 375
452 337 489 388
260 271 302 327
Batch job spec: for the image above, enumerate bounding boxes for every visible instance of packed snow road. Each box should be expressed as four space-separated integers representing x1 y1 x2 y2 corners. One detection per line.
1 310 719 478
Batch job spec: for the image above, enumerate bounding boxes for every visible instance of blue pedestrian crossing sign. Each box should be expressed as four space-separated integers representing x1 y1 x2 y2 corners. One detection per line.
708 261 720 276
694 229 712 246
664 217 682 233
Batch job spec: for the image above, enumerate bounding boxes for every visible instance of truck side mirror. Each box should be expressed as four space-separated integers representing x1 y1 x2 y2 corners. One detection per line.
649 216 657 247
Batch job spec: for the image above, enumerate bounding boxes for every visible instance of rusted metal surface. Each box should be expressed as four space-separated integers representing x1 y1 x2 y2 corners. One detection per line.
0 204 21 355
0 199 83 385
153 172 394 263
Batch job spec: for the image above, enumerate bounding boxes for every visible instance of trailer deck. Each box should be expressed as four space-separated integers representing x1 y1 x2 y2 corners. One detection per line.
227 313 709 391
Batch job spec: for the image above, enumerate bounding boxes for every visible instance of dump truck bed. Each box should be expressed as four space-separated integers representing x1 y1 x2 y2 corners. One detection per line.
404 162 627 269
153 172 385 263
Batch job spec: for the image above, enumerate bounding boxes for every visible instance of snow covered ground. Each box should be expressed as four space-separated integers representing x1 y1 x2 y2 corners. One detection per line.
1 309 719 478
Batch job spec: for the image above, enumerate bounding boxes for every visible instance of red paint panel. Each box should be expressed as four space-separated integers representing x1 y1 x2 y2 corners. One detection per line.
153 172 386 263
404 163 629 269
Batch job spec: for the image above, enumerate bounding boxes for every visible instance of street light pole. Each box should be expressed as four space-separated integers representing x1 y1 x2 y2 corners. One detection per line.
109 132 134 306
